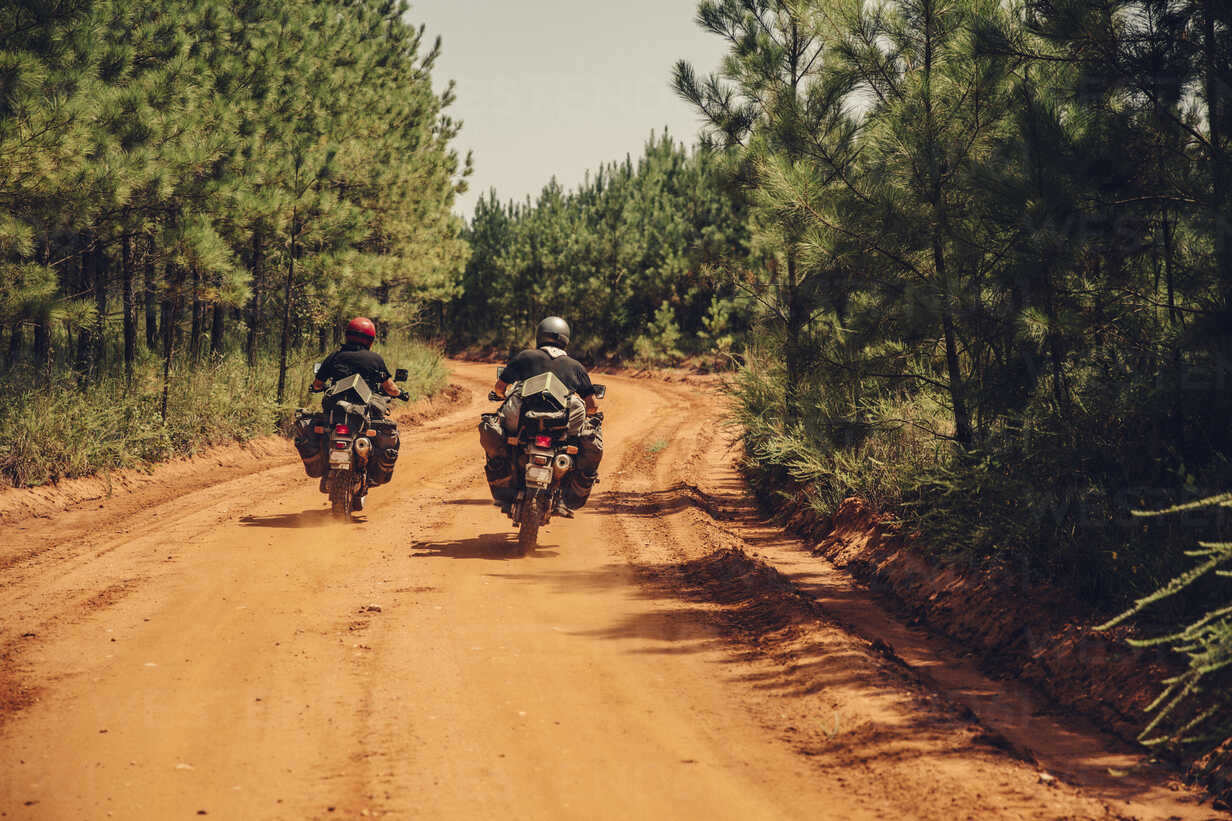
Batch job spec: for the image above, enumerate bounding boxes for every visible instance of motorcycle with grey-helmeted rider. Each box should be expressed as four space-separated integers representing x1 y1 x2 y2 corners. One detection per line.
478 316 605 554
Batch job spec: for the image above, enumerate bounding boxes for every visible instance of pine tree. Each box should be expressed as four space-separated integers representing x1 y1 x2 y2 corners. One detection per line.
675 0 865 423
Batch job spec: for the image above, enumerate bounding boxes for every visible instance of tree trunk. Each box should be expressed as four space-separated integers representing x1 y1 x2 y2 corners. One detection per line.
75 237 94 374
8 322 23 360
144 237 159 350
211 302 225 355
160 302 173 349
122 232 136 381
1041 268 1069 419
93 243 107 373
159 263 185 422
246 231 264 366
921 0 971 447
189 266 202 359
277 216 296 403
783 248 805 425
33 321 49 373
1203 0 1231 316
161 299 179 422
935 236 972 447
32 240 50 376
1161 206 1186 455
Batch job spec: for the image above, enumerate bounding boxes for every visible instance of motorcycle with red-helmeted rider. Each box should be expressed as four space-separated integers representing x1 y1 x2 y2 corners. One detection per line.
292 317 411 519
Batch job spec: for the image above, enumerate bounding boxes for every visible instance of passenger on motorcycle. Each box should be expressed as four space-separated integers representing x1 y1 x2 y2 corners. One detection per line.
479 316 604 516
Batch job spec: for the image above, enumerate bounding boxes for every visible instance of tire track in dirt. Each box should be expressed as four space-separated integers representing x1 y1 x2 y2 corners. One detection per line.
589 381 1117 820
0 389 474 666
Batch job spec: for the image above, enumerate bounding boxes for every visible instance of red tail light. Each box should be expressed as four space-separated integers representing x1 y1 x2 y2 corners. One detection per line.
534 435 552 448
334 424 350 435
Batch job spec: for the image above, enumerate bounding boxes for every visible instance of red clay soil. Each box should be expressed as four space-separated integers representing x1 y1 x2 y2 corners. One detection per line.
768 486 1224 801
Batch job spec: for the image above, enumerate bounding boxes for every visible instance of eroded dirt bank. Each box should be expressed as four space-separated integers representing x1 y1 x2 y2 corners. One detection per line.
779 494 1176 741
0 361 1222 819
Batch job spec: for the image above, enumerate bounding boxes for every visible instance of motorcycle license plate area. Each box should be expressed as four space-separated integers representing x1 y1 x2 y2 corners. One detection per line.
329 448 351 466
525 464 553 486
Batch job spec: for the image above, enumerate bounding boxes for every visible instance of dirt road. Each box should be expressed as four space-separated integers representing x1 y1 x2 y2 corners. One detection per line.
0 361 1224 819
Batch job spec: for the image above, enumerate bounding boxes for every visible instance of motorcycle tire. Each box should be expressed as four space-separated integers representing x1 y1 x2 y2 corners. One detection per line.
517 495 543 556
328 472 354 520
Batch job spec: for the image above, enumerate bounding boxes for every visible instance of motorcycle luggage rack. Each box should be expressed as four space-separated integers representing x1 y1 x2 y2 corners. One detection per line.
519 372 569 409
324 373 373 408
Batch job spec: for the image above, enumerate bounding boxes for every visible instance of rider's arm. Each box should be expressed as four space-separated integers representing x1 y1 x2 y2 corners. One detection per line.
380 378 401 396
312 353 335 392
494 379 510 399
574 364 599 415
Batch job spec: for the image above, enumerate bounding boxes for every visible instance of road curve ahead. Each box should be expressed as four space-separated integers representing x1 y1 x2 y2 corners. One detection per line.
0 361 1221 820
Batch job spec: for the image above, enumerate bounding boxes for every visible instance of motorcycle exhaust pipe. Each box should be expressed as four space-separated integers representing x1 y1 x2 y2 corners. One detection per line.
552 453 573 478
353 436 372 466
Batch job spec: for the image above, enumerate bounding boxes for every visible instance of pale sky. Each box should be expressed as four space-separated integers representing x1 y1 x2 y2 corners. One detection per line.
407 0 729 218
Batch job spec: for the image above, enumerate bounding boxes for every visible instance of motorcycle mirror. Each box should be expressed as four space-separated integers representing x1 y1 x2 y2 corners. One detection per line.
312 362 321 375
591 384 606 400
496 366 506 381
394 368 409 382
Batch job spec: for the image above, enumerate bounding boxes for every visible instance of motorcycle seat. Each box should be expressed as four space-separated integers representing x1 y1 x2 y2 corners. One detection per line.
523 409 567 422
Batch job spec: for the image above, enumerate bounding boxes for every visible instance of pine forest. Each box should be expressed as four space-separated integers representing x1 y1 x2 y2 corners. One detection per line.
1 0 467 484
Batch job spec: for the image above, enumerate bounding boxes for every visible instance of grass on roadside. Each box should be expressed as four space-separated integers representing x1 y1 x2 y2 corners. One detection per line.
0 336 446 488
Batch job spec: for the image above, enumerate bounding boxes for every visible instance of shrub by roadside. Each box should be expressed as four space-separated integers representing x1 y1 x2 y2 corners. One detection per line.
730 349 1232 803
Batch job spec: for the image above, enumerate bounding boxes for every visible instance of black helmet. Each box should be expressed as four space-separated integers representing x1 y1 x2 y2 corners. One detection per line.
536 316 571 348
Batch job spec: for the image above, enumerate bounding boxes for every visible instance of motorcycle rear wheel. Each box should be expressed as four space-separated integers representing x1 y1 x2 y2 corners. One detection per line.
517 495 542 555
328 472 354 519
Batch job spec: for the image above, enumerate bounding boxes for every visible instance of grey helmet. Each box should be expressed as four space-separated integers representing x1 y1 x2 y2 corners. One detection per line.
536 316 571 348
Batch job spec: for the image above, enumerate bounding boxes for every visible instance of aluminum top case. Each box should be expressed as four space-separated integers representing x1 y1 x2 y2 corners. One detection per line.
519 371 570 409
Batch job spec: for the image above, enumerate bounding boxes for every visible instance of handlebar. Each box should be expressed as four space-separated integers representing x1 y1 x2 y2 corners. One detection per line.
308 379 407 402
488 391 503 402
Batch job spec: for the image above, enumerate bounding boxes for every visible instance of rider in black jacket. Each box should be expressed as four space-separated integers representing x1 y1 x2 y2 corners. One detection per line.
311 317 406 407
479 316 604 516
296 317 407 511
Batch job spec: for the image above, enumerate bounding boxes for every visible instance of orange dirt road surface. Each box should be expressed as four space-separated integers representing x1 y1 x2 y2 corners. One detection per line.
0 360 1225 820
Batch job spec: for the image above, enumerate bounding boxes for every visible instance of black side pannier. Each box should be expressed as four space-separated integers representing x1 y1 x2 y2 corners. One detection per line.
294 412 326 478
367 419 400 486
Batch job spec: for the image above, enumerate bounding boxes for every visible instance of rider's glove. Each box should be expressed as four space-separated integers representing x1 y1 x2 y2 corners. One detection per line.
398 390 411 402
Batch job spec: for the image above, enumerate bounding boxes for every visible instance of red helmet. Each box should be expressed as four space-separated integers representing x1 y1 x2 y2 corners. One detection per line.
345 316 376 348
